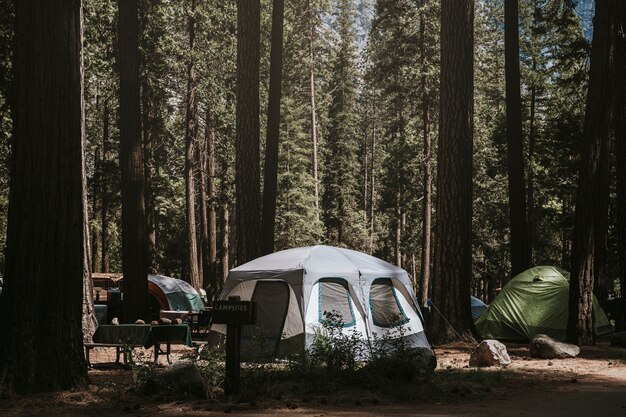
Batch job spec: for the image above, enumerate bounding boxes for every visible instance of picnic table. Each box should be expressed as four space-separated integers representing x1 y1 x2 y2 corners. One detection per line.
85 324 151 367
143 324 193 363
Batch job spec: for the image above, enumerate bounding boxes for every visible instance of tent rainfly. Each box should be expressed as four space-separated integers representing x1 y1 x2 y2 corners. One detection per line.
209 245 433 359
471 296 488 320
475 266 613 341
148 274 205 312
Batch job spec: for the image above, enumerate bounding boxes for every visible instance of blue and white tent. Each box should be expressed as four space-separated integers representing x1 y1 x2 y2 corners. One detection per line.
210 245 432 358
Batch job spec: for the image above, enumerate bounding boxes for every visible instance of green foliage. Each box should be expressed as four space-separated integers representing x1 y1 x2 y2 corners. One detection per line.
0 0 615 300
363 0 439 275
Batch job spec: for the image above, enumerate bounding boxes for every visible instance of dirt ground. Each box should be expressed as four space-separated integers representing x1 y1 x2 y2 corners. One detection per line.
1 341 625 417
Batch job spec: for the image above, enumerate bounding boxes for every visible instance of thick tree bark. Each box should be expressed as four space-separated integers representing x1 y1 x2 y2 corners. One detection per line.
419 11 432 307
260 0 285 255
184 0 201 290
504 0 531 277
235 0 262 264
0 0 88 394
567 0 614 346
616 1 626 302
428 0 475 344
118 0 149 322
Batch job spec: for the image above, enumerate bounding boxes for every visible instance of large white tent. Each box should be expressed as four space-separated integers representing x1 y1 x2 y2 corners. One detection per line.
210 245 432 358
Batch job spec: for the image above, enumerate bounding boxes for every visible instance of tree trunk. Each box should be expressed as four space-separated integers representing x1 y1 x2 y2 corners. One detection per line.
419 11 432 307
504 0 530 277
260 0 285 255
236 0 262 264
207 109 218 299
615 0 626 303
395 193 402 267
118 0 149 322
143 91 158 274
0 0 88 394
309 0 320 216
428 0 475 344
184 0 201 290
527 84 536 262
198 112 210 290
221 202 230 294
567 0 614 346
369 106 376 254
101 98 111 273
91 145 102 273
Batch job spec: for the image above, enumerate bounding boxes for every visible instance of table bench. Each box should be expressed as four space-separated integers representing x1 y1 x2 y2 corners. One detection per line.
84 342 144 367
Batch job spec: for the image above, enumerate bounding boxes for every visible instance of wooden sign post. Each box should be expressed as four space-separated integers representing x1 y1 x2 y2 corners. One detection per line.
212 296 256 395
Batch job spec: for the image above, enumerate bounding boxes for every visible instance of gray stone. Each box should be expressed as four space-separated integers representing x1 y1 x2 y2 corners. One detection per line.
143 360 206 398
610 331 626 347
469 340 511 367
530 334 580 359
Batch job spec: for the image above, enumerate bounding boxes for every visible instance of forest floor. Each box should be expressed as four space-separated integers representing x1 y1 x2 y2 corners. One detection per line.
1 341 625 417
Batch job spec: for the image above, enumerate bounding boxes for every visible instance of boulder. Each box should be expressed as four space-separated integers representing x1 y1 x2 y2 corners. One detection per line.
174 318 183 325
142 360 206 398
610 331 626 347
469 340 511 367
135 319 145 324
158 318 172 325
530 334 580 359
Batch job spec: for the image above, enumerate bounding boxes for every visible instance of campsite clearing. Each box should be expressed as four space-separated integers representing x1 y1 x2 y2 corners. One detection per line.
1 342 625 416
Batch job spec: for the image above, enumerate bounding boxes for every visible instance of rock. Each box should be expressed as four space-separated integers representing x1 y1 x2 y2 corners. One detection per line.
158 318 172 325
142 360 206 398
469 340 511 367
111 317 119 325
610 331 626 347
135 319 145 324
174 318 183 325
530 334 580 359
151 320 159 325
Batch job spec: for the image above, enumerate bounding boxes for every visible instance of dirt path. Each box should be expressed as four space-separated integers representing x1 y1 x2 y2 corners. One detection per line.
1 343 625 417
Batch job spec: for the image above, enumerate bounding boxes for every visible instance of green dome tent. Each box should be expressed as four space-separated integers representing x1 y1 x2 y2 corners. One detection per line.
475 266 612 341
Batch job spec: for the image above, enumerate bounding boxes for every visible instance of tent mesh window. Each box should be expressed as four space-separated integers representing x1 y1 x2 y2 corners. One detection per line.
318 278 356 328
370 278 409 327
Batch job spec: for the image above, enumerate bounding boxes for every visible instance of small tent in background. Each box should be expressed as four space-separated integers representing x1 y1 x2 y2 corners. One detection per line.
471 296 488 320
475 266 612 341
209 246 433 361
148 274 205 312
